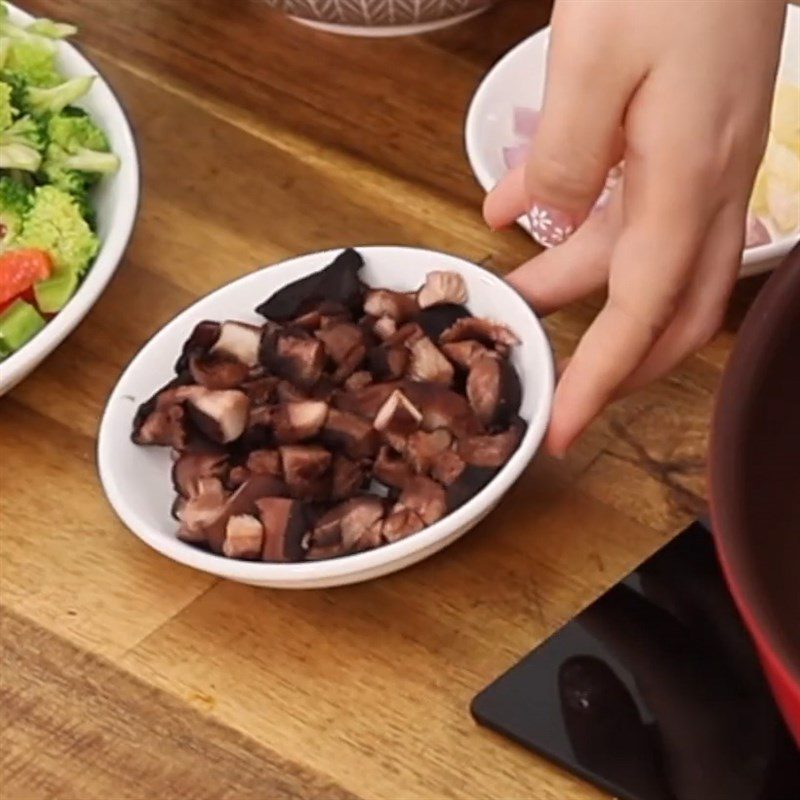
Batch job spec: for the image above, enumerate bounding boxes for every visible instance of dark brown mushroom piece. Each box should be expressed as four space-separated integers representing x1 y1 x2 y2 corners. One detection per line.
441 340 490 370
333 380 402 420
262 328 325 390
344 370 373 391
331 342 367 384
382 505 426 543
367 343 408 381
308 496 384 556
227 465 250 489
177 477 229 544
466 353 522 428
256 248 364 321
291 300 349 331
363 289 420 323
372 315 397 341
256 497 310 562
272 400 329 444
445 465 498 511
310 377 337 401
131 380 202 447
331 454 366 501
373 389 423 452
322 408 379 459
315 322 364 366
397 476 447 526
134 403 190 450
413 303 471 341
440 317 520 354
275 380 309 403
457 417 526 468
246 448 282 477
185 389 250 444
402 381 481 438
210 321 262 367
279 444 332 500
416 271 468 309
430 448 466 486
290 308 322 331
241 375 279 405
174 320 221 374
172 452 229 498
406 336 454 385
241 404 275 450
222 515 264 559
405 429 453 474
203 473 289 553
373 446 413 490
386 321 425 348
189 352 250 390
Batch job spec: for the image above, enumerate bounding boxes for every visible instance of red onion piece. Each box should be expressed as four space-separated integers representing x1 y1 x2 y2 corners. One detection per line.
502 144 530 170
745 214 771 248
513 106 540 139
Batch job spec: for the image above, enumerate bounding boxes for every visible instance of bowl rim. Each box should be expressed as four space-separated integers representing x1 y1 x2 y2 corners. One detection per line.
97 245 555 585
0 2 141 393
463 12 800 276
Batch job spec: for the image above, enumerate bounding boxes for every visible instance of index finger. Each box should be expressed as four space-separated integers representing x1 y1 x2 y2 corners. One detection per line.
546 77 720 455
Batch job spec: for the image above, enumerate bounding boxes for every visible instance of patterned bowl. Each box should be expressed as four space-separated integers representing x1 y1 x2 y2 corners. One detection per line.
267 0 493 36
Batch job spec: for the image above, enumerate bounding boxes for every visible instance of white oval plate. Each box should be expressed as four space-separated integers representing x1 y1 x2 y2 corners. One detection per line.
0 3 140 394
98 246 555 589
464 6 800 278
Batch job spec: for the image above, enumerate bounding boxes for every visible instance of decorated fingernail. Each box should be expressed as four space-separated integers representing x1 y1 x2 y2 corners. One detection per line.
528 204 575 248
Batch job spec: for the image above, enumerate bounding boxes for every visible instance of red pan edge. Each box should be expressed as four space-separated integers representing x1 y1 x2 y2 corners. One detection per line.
709 242 800 745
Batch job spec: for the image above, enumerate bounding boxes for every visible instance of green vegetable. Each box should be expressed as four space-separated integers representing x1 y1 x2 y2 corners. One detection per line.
2 39 60 87
0 174 31 250
26 19 78 40
0 3 64 87
0 114 46 171
0 2 120 333
16 185 98 275
43 109 119 186
19 74 94 116
0 298 46 357
0 79 12 128
34 269 78 313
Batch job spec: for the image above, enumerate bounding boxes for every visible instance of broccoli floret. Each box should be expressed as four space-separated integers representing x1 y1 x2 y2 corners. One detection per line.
42 110 119 185
0 174 32 250
26 19 78 40
48 109 110 151
16 75 94 116
0 80 13 129
3 40 60 87
0 6 64 87
41 110 119 197
0 115 45 171
16 185 98 274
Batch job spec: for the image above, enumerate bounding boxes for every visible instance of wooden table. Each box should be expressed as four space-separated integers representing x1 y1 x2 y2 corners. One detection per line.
0 2 769 798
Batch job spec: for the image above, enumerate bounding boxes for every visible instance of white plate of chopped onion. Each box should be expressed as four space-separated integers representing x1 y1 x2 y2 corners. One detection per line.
465 6 800 278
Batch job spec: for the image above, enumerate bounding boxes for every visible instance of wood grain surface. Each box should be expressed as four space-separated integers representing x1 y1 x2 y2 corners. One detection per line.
0 1 770 798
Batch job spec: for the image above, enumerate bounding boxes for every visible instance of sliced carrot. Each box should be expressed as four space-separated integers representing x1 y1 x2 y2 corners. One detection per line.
0 249 53 306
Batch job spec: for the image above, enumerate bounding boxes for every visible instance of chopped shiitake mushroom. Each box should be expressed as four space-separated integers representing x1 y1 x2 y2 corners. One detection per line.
132 249 527 562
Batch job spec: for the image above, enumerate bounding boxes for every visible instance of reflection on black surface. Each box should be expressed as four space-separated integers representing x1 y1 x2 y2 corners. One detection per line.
472 523 800 800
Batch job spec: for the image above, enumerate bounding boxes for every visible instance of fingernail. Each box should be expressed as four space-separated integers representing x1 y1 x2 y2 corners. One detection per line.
528 203 575 248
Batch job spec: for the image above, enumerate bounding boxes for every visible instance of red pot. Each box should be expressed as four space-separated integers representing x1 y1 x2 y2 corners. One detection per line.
710 242 800 746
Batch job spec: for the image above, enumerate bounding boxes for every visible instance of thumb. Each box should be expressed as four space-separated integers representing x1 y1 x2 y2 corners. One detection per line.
484 5 635 246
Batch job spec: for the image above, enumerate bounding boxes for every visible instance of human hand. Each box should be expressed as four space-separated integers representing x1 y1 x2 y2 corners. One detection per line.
484 0 786 457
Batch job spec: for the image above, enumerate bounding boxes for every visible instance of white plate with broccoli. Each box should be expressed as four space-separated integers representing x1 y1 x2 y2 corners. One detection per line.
0 1 138 393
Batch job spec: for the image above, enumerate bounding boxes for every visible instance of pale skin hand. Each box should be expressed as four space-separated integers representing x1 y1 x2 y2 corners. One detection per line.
484 0 786 457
